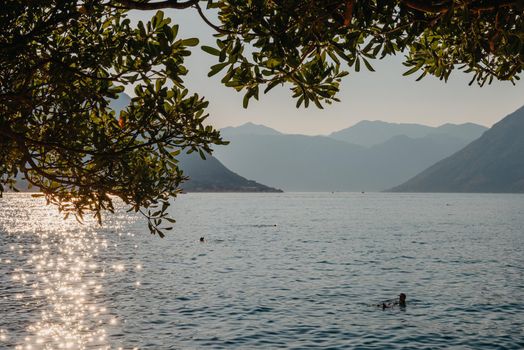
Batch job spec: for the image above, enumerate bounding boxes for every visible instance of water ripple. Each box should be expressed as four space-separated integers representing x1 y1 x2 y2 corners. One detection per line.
1 193 523 349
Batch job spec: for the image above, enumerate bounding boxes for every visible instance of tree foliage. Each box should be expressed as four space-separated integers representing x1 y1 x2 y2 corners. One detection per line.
207 0 523 108
1 0 522 235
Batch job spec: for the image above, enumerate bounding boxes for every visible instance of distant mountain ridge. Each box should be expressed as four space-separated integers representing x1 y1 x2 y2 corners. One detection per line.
221 122 282 137
178 152 282 192
215 134 367 191
11 151 282 193
390 105 524 193
434 123 488 142
107 95 278 192
103 94 281 192
329 120 488 147
214 120 487 191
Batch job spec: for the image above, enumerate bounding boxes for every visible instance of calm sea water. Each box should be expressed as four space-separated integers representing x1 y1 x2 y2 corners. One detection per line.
1 193 523 349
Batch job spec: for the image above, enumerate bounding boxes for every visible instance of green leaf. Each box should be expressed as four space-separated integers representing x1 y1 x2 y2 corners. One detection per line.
264 80 280 94
403 65 421 76
208 62 229 77
243 91 251 108
154 11 164 28
362 58 375 72
180 38 199 47
296 95 304 108
201 46 221 56
171 25 179 39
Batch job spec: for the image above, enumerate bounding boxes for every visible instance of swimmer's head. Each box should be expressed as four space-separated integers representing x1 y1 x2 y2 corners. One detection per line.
399 293 406 302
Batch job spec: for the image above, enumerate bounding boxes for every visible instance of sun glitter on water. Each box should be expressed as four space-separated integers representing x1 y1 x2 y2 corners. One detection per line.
0 194 139 350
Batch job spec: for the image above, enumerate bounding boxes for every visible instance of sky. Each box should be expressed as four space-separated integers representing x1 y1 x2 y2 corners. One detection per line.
128 9 524 135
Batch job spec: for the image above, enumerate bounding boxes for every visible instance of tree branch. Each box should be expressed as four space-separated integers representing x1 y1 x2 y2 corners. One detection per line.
400 0 521 14
467 0 522 12
400 0 452 14
194 3 234 34
115 0 199 10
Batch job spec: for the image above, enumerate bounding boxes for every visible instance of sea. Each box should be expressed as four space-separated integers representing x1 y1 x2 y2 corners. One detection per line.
0 192 523 349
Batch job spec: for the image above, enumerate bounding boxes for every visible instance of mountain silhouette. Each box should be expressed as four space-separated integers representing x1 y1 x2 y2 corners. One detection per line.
214 122 486 191
105 94 280 192
178 152 282 192
329 120 487 147
221 122 282 137
390 105 524 193
11 152 281 193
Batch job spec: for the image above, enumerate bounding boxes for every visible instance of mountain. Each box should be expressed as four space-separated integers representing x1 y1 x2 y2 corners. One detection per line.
221 122 282 137
178 152 282 192
104 96 281 192
214 134 474 191
390 106 524 193
212 129 475 192
11 151 281 193
329 120 433 147
214 134 367 191
362 134 471 189
10 94 281 193
329 120 487 147
434 123 488 142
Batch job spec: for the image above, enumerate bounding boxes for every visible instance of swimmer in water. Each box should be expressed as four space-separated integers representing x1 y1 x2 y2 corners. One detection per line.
399 293 406 307
379 293 406 309
199 237 205 242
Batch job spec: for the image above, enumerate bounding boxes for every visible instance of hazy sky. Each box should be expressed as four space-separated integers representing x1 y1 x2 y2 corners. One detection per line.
128 9 524 135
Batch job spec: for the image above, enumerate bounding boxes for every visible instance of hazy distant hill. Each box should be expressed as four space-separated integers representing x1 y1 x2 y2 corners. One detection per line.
12 151 281 193
433 123 488 142
329 120 487 147
221 122 282 137
214 122 485 191
390 105 524 193
103 94 280 192
215 134 368 191
178 152 282 192
362 134 469 189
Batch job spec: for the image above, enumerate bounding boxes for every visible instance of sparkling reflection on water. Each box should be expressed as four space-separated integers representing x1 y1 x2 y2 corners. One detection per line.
1 193 524 349
0 195 139 350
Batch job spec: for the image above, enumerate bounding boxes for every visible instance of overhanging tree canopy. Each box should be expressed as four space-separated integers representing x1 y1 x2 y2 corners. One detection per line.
1 0 522 235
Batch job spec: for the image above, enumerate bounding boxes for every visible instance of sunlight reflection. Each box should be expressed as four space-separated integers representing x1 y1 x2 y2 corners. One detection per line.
0 194 136 350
